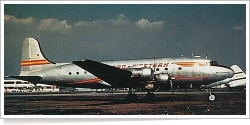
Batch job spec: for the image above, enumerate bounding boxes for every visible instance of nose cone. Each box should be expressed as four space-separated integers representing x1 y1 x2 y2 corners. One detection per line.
227 67 234 78
219 66 234 78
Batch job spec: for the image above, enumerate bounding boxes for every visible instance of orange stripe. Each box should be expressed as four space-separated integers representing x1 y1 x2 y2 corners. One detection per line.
21 59 50 66
175 62 196 67
198 62 206 66
175 62 207 67
68 78 102 84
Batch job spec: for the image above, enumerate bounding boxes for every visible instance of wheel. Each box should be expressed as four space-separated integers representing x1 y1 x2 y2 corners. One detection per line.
208 94 216 102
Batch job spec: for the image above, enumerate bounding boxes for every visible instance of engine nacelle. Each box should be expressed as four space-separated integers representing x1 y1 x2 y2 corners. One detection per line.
155 73 170 83
126 67 154 81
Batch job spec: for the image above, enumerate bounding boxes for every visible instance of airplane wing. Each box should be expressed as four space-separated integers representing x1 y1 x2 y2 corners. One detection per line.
72 60 132 87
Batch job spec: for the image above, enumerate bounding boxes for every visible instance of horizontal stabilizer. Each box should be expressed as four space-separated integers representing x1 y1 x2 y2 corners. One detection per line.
8 76 41 83
231 65 245 74
72 60 132 87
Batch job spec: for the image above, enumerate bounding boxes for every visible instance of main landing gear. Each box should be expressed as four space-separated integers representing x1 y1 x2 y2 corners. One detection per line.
126 88 138 100
126 88 157 101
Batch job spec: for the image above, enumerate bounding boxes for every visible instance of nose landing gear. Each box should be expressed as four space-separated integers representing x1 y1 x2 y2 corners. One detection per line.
208 89 216 102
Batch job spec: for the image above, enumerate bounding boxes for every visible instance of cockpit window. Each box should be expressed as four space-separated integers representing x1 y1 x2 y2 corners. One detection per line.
210 61 219 66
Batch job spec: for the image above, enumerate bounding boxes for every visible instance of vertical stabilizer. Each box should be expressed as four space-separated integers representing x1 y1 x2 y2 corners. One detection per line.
20 38 54 75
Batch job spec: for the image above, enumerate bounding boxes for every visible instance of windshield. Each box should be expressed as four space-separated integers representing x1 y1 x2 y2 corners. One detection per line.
210 61 219 66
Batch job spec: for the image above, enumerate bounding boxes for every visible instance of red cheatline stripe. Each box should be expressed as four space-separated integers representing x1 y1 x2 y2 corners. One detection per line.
21 59 50 66
68 78 102 84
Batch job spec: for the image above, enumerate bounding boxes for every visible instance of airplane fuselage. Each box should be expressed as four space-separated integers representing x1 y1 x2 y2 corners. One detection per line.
28 57 234 89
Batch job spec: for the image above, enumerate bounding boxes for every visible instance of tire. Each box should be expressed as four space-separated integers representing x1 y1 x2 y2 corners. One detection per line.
208 94 216 102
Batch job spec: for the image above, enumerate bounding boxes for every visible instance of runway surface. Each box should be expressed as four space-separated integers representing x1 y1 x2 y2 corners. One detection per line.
4 90 246 115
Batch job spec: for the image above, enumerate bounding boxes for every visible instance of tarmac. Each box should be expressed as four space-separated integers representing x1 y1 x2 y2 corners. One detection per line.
4 90 247 116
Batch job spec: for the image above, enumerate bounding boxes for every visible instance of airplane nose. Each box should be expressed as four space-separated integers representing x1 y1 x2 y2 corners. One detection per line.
214 66 234 79
223 66 234 78
228 67 234 78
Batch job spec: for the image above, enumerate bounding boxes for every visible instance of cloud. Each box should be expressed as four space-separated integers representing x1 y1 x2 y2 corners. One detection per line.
37 18 72 33
74 20 102 28
233 24 245 31
4 14 35 25
5 14 164 35
4 14 72 34
135 19 164 30
106 14 131 26
117 14 128 19
74 15 131 28
74 14 164 31
231 24 246 44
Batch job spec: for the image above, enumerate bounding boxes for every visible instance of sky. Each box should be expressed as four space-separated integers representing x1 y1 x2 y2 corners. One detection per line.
3 2 247 76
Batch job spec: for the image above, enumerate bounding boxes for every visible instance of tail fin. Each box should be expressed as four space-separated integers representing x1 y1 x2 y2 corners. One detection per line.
20 38 55 75
227 65 246 88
